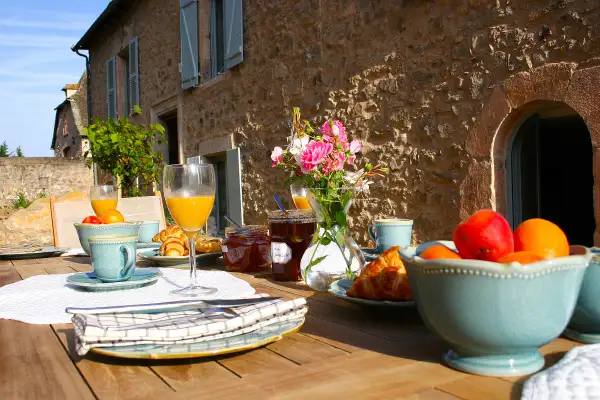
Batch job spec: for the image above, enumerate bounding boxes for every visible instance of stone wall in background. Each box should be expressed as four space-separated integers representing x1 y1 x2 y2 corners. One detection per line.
0 158 93 211
87 0 600 244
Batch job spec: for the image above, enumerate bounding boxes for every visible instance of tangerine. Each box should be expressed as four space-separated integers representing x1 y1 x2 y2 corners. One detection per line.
420 245 462 260
99 209 125 224
513 218 569 260
497 251 545 265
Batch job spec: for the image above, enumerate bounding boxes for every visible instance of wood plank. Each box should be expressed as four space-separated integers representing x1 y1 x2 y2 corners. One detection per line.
266 332 348 365
53 325 175 399
217 348 299 376
150 359 241 392
403 389 462 399
10 258 41 265
43 265 76 275
69 263 94 273
15 264 49 279
436 375 522 400
0 259 13 266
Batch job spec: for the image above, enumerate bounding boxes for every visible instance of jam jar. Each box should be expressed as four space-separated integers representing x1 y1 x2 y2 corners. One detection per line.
222 225 271 273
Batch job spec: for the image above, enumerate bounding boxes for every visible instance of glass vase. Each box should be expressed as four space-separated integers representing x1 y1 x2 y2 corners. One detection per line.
299 187 366 291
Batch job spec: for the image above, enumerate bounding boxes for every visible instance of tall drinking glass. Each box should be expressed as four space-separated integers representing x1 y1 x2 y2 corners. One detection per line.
163 164 217 297
90 185 118 217
290 183 312 210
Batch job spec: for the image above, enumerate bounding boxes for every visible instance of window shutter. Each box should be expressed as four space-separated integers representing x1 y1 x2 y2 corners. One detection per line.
106 56 117 119
226 147 243 225
128 37 140 114
180 0 199 89
223 0 243 70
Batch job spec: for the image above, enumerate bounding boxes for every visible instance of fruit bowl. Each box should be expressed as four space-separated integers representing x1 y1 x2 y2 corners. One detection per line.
74 222 143 255
564 247 600 343
399 241 591 377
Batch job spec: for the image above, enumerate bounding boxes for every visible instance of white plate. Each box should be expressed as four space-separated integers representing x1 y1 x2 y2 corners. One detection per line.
0 246 67 260
329 278 415 308
138 249 222 266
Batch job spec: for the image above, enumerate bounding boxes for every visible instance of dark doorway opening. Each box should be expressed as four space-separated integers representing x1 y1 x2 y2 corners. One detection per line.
160 112 179 165
510 104 595 246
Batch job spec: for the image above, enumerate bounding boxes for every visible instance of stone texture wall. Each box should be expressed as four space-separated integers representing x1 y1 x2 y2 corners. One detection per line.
86 0 600 244
0 158 93 204
53 104 86 158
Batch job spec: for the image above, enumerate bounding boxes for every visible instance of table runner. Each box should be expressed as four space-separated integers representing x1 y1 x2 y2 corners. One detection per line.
0 268 255 324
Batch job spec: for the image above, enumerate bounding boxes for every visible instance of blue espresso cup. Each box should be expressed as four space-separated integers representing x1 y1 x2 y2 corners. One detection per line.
88 234 138 282
368 219 413 253
138 220 160 243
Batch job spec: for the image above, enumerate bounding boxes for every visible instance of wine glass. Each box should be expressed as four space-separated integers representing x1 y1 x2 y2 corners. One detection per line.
290 182 312 210
163 164 218 297
90 185 118 217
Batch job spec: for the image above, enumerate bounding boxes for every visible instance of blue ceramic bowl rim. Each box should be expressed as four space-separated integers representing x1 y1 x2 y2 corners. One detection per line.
140 220 160 225
88 234 139 244
74 221 143 229
399 241 591 276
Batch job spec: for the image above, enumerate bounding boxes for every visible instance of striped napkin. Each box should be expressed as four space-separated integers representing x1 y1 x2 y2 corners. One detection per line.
72 295 307 355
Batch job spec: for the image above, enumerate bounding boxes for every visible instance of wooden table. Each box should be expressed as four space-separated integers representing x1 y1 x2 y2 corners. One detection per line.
0 256 580 400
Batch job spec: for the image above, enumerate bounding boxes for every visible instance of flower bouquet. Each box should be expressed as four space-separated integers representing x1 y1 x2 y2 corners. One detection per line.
270 108 388 290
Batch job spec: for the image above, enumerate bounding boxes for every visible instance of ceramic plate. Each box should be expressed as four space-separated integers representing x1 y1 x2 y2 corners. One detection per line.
66 269 160 291
0 246 67 260
91 317 305 359
136 242 162 250
329 278 415 308
137 249 222 266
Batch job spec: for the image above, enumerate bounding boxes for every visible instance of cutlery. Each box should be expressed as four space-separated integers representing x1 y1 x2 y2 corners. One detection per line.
65 297 282 315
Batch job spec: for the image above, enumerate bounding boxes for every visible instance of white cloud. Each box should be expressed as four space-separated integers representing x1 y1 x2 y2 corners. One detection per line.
0 18 94 31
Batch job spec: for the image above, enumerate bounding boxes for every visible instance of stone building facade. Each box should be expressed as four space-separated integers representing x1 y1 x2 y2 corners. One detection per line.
51 73 89 158
74 0 600 246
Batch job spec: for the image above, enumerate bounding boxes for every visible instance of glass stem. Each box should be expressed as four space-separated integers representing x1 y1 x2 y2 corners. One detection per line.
188 237 197 286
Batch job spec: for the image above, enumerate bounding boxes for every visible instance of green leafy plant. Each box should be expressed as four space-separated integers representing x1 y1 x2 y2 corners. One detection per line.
12 193 33 209
84 106 166 197
0 142 8 157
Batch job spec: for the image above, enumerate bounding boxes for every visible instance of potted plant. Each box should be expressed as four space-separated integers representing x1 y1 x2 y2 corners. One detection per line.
83 106 166 197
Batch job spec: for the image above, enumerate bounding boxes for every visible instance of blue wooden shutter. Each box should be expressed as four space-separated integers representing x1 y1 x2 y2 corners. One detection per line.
223 0 243 70
106 56 117 119
226 147 243 225
180 0 199 89
128 37 140 114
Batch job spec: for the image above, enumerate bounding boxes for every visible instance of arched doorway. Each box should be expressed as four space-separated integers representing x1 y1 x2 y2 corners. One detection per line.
508 102 595 246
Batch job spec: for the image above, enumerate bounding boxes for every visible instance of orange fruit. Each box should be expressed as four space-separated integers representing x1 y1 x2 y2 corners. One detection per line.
497 251 545 265
99 209 125 224
513 218 569 260
420 245 462 260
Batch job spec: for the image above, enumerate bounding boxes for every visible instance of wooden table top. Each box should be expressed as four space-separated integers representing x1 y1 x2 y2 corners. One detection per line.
0 256 580 400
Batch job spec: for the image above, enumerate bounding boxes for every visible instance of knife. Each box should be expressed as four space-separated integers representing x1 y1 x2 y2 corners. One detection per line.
65 297 282 315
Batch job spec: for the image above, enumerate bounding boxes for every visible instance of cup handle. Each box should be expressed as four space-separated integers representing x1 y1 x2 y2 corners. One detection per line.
120 245 135 277
368 224 377 243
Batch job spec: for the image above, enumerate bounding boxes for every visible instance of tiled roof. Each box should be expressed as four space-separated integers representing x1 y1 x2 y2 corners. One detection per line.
73 0 137 50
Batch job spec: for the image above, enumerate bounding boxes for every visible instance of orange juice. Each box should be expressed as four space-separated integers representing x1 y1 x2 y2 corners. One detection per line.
292 196 311 210
166 195 215 238
91 199 118 217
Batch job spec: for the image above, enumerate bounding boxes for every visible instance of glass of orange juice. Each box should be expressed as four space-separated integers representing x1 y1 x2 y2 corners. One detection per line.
290 183 311 210
90 185 118 217
163 164 217 297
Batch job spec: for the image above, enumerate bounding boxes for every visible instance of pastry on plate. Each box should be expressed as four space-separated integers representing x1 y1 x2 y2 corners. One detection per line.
159 237 189 257
153 225 186 243
346 246 413 301
194 235 222 253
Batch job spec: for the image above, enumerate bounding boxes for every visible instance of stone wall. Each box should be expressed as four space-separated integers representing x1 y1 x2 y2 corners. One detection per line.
0 158 93 206
53 104 86 158
86 0 600 244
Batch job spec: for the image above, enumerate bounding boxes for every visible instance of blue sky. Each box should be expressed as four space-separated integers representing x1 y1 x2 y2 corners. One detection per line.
0 0 109 156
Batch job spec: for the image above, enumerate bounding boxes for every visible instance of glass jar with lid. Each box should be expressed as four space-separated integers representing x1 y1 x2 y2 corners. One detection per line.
222 225 271 273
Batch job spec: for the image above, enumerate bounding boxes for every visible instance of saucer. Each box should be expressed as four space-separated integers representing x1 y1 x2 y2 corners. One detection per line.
329 278 415 308
66 269 160 292
361 247 380 261
138 249 222 266
136 242 161 250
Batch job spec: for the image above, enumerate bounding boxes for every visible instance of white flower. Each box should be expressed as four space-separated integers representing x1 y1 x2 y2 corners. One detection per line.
289 135 309 162
331 124 340 136
345 169 365 184
355 180 373 193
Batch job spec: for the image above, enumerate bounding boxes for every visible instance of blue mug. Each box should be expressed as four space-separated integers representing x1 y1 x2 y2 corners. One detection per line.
368 219 413 253
138 220 160 243
88 234 138 282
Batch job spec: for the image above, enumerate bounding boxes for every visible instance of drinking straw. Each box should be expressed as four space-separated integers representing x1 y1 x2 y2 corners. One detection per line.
224 215 242 228
273 194 287 213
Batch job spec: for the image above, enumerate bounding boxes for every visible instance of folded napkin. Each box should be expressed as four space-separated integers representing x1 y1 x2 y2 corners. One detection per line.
521 343 600 400
72 295 307 355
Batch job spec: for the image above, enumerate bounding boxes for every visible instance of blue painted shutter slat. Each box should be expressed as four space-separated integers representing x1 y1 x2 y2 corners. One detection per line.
128 37 140 114
223 0 243 70
226 148 243 225
180 0 199 89
106 56 117 119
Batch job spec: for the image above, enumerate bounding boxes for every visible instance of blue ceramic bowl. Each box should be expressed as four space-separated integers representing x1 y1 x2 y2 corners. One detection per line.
400 242 591 377
565 247 600 343
74 222 142 255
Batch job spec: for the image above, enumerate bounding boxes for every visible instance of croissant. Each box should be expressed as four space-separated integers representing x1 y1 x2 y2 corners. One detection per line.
346 246 413 301
195 236 222 253
159 237 187 256
159 225 186 242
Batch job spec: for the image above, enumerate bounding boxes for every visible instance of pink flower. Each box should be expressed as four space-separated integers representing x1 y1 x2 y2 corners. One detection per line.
322 152 346 175
300 141 333 172
271 146 283 167
347 155 356 164
321 120 345 138
349 139 362 154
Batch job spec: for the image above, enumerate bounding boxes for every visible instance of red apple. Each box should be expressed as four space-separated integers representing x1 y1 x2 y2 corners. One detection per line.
453 210 514 262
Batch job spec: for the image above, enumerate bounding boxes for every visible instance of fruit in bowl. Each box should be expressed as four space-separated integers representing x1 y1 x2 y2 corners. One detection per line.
74 216 141 255
399 210 591 377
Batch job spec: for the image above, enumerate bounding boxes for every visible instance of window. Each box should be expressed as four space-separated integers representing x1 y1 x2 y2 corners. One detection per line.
63 146 71 158
180 0 244 89
206 154 228 234
106 37 139 118
61 116 68 136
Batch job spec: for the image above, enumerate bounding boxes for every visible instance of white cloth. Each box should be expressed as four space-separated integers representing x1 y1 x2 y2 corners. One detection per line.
522 344 600 400
0 268 255 324
60 248 87 256
72 296 307 355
